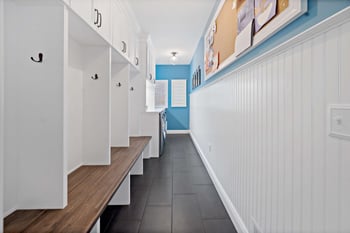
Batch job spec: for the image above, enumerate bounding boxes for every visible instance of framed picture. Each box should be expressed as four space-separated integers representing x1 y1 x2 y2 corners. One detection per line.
204 0 307 80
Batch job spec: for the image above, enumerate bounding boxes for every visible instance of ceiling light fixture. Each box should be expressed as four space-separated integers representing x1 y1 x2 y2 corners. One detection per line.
170 52 177 64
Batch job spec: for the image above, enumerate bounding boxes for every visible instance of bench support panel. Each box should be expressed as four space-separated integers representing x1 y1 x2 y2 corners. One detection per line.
108 172 130 205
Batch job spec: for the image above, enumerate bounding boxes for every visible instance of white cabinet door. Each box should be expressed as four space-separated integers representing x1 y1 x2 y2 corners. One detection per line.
111 1 121 52
70 0 93 24
93 0 111 41
147 43 155 81
112 0 129 58
128 24 136 65
119 8 129 58
134 38 140 67
70 0 110 42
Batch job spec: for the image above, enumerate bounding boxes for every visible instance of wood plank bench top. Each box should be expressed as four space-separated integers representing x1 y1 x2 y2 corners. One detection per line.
4 136 151 233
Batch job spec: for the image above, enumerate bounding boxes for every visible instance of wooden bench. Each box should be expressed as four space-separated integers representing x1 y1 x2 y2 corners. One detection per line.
4 136 151 233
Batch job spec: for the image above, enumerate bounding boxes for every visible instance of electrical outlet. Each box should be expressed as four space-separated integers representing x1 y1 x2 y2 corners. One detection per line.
329 104 350 140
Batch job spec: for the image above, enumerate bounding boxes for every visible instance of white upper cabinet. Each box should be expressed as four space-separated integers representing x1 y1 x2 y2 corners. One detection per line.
147 40 155 81
129 23 140 67
128 25 136 65
93 0 111 41
70 0 111 42
111 0 129 58
134 38 140 67
68 0 140 67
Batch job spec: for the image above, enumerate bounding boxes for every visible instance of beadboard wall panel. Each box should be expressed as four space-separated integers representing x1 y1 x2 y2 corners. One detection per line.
190 12 350 233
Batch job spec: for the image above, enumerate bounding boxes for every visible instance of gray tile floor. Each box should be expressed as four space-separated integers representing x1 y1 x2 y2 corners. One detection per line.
101 134 237 233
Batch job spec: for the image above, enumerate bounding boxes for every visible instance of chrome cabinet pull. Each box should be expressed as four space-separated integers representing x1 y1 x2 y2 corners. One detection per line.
121 41 127 53
97 12 102 28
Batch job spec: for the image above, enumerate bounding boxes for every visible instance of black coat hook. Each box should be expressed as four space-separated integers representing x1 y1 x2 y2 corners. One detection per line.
116 82 122 87
31 53 43 63
91 74 99 80
130 87 134 91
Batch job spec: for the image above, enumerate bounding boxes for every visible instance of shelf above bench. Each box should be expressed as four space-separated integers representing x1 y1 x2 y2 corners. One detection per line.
4 136 151 233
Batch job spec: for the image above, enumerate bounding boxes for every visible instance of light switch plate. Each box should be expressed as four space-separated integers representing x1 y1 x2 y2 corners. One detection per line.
329 104 350 140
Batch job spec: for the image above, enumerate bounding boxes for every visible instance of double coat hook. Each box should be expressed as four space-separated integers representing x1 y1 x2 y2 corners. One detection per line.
30 53 43 63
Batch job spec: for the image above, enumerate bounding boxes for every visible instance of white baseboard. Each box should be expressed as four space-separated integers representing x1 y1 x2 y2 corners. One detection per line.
68 163 83 175
166 130 190 134
4 207 16 218
190 132 249 233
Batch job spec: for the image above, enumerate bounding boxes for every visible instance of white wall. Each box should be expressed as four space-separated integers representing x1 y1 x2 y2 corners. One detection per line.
66 37 83 173
66 39 112 171
190 10 350 233
4 0 67 212
0 0 4 230
111 63 130 147
82 46 111 165
141 112 159 158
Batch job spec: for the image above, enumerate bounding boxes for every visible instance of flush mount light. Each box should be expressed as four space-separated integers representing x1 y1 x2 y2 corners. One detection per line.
170 52 177 64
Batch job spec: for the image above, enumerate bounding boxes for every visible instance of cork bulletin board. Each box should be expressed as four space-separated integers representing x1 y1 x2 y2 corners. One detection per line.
205 0 307 79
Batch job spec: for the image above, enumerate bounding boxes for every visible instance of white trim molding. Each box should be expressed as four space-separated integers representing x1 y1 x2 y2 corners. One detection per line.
166 130 190 134
190 132 249 233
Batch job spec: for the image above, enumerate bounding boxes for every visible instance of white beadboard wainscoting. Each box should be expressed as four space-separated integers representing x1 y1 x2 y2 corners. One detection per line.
190 8 350 233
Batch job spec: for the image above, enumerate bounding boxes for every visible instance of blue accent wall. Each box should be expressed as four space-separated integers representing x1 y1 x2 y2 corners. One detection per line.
191 0 350 86
156 65 191 130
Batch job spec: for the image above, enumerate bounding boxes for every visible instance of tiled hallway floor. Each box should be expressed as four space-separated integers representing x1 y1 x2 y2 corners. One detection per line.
101 134 237 233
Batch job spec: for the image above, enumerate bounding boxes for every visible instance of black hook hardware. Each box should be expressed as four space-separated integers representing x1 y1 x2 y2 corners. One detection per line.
31 53 43 63
91 74 98 80
116 82 121 87
130 87 134 91
135 57 139 66
149 74 152 80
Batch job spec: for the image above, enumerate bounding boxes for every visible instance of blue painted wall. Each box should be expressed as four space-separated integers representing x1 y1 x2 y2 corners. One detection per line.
156 65 191 130
191 0 350 86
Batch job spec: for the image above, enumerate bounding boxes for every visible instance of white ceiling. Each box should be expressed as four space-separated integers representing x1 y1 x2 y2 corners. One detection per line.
127 0 219 65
